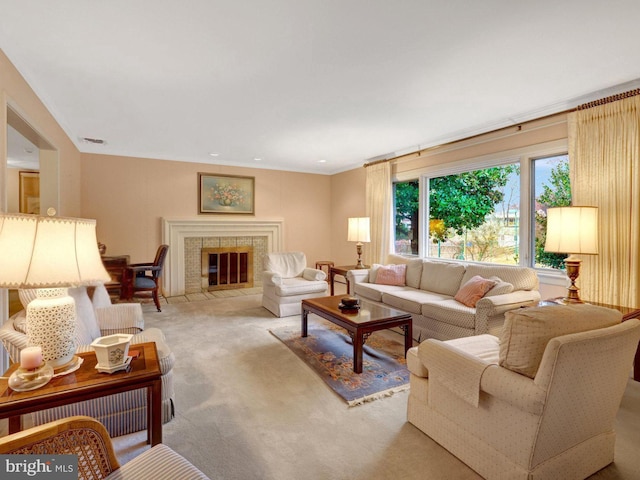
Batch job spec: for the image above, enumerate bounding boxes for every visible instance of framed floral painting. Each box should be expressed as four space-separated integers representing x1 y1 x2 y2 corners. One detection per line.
198 173 255 214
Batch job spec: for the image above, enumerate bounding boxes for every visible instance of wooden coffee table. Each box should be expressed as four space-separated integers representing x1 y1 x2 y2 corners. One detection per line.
0 342 163 446
301 295 412 373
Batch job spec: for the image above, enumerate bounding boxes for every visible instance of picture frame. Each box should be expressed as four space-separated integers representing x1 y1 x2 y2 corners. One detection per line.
198 173 255 214
19 171 40 214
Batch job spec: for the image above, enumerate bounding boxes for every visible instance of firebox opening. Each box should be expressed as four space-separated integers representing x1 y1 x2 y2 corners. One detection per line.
201 247 254 291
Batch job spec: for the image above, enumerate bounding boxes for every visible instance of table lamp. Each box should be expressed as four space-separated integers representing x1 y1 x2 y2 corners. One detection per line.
0 211 110 372
544 206 598 303
348 217 370 269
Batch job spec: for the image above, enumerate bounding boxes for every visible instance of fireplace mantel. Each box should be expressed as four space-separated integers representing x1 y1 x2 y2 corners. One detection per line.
162 217 284 296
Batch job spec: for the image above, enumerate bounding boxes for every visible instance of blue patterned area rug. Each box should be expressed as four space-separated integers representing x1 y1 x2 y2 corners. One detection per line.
270 320 410 406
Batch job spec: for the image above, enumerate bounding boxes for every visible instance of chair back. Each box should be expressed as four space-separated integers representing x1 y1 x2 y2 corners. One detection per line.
0 415 120 479
152 244 169 279
531 319 640 467
264 251 307 278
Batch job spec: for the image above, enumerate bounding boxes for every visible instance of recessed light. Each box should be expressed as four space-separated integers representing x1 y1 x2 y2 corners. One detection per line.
254 157 262 161
209 153 219 157
318 159 327 163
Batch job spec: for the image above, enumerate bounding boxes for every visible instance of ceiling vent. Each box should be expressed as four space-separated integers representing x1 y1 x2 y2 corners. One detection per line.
80 137 106 145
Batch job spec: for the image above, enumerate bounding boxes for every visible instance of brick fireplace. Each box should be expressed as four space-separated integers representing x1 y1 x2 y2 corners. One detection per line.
162 217 284 296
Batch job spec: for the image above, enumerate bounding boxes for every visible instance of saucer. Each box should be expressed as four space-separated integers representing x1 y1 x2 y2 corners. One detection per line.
53 356 84 377
338 303 360 310
95 355 133 374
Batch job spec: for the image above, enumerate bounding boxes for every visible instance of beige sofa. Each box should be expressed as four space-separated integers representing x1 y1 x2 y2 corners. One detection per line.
347 254 540 342
407 304 640 479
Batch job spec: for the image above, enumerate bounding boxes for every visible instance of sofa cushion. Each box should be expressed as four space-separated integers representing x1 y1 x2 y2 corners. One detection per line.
485 277 514 297
454 275 497 307
275 277 327 297
382 289 450 314
405 258 424 289
499 304 622 378
375 264 407 286
352 282 406 302
368 264 384 283
420 299 476 329
420 261 466 296
461 264 538 292
378 255 423 288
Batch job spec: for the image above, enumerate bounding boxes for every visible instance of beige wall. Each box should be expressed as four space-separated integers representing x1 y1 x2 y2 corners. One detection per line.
80 153 344 266
0 49 82 216
330 167 367 266
392 114 568 177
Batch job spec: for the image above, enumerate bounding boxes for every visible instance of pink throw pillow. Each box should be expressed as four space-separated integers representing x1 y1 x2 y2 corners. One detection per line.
454 275 497 307
374 264 407 286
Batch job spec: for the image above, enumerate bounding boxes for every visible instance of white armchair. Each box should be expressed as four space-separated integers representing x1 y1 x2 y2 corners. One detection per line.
262 252 328 317
0 283 175 438
407 304 640 480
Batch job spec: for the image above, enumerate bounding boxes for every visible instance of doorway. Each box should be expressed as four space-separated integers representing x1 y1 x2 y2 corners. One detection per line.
1 103 60 373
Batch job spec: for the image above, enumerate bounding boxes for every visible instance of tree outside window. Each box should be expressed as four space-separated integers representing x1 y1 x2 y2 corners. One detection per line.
393 153 570 269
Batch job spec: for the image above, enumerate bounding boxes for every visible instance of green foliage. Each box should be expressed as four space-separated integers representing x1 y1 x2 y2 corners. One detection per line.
534 160 571 269
394 181 419 254
428 166 515 242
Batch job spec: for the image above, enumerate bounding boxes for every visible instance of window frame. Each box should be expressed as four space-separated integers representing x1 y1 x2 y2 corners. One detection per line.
393 139 568 280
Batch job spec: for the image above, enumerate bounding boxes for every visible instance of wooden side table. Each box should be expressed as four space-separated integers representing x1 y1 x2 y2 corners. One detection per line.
0 342 163 445
329 265 361 295
541 299 640 382
315 261 334 279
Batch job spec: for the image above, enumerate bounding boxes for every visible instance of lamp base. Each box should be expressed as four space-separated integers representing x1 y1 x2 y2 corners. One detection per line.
26 288 77 370
355 242 368 269
563 255 584 303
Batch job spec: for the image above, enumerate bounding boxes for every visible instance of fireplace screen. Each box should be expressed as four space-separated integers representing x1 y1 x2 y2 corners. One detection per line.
201 247 254 291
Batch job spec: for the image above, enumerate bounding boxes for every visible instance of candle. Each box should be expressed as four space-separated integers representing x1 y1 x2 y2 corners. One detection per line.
20 346 43 370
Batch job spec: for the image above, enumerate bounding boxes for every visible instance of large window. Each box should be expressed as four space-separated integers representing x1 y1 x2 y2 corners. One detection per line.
393 151 570 270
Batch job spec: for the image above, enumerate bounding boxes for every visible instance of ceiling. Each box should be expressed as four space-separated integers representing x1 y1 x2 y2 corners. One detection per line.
2 1 640 175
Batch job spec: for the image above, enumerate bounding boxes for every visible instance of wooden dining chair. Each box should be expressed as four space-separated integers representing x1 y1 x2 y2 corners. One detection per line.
121 245 169 311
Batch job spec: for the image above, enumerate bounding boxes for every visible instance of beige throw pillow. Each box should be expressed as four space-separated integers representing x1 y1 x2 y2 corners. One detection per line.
484 276 514 297
499 304 622 378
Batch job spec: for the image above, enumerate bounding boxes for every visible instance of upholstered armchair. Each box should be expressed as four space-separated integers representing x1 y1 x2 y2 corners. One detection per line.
0 283 175 438
262 251 328 317
0 416 210 480
407 304 640 480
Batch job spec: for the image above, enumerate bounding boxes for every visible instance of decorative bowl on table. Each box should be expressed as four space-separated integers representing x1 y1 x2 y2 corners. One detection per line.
90 334 133 373
339 296 360 311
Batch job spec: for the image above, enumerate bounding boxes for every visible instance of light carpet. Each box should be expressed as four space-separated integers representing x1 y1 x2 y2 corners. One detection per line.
270 320 409 406
108 294 640 480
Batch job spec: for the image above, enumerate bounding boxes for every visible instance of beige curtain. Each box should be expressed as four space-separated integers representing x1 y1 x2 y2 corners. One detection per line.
365 161 392 265
568 94 640 307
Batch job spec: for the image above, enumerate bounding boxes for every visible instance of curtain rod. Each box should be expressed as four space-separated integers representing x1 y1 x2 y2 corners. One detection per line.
363 157 394 168
363 87 640 168
576 88 640 110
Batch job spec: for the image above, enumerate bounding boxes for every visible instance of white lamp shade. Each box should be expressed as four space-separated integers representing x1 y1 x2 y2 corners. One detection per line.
0 213 110 288
348 217 371 243
544 206 598 255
